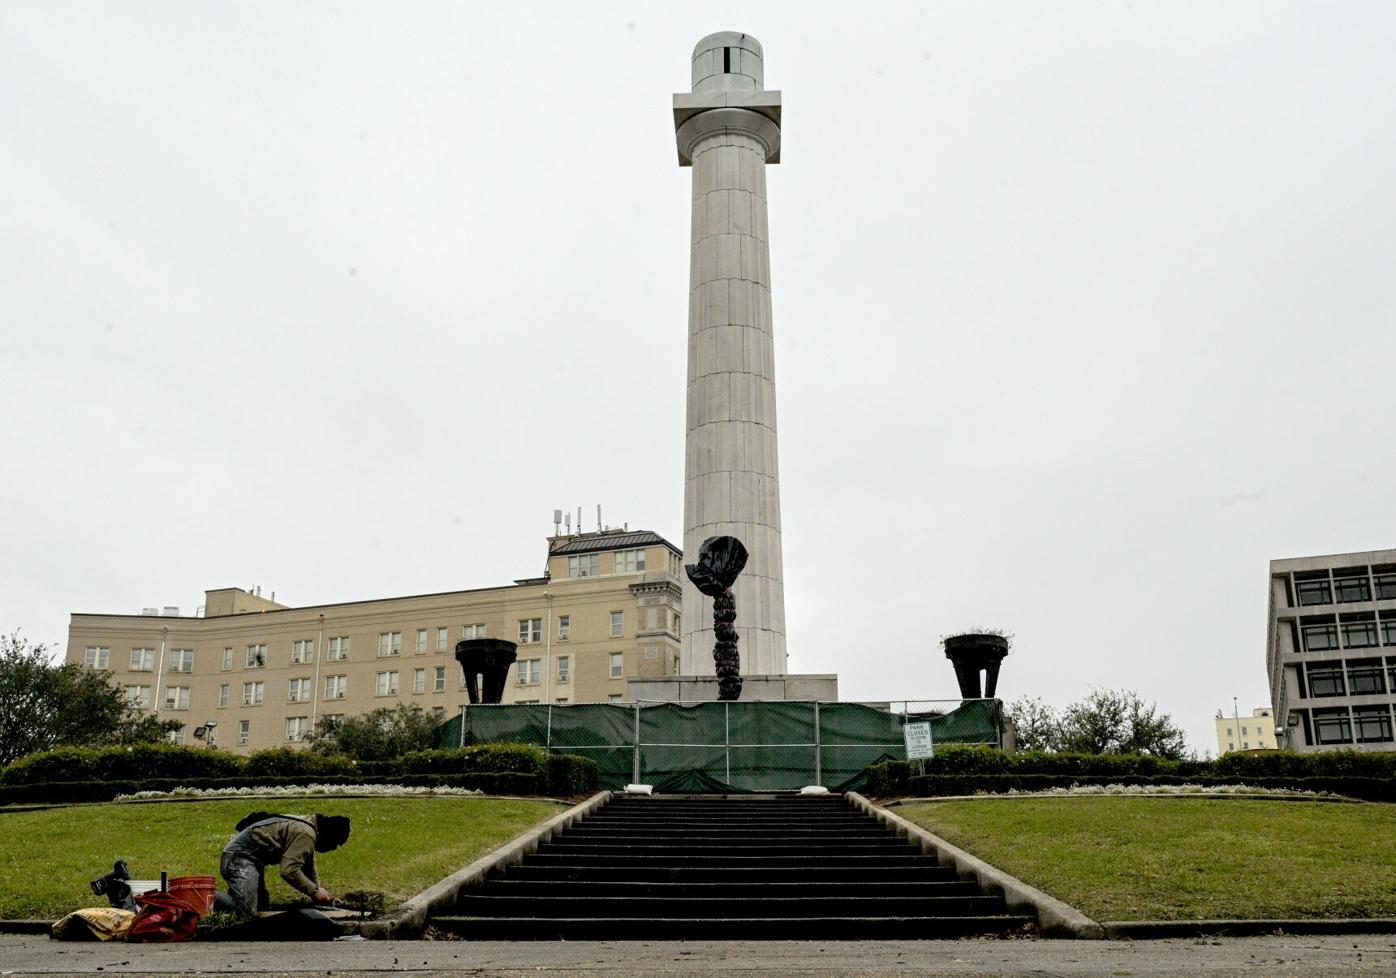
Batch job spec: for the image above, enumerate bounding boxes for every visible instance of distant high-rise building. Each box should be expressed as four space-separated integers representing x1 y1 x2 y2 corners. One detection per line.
1214 706 1276 754
1266 549 1396 751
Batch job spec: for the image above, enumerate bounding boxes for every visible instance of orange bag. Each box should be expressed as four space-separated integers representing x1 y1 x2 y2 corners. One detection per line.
125 891 201 943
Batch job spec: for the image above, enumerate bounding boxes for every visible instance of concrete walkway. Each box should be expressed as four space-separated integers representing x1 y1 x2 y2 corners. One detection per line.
1 935 1393 976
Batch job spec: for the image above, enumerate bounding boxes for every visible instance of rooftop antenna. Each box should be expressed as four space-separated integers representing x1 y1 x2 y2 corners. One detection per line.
565 511 572 534
597 505 603 532
553 509 563 536
577 507 582 534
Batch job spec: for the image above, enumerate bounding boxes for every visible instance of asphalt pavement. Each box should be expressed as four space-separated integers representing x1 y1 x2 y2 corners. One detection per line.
2 935 1395 977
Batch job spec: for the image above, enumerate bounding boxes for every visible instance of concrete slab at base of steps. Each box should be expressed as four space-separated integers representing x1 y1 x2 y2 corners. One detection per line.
429 913 1034 941
847 791 1105 940
355 790 611 940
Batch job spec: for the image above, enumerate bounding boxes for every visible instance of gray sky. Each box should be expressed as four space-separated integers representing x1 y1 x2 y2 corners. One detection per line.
3 2 1393 754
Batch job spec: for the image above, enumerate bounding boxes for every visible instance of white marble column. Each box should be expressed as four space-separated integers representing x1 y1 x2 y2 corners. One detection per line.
674 33 787 677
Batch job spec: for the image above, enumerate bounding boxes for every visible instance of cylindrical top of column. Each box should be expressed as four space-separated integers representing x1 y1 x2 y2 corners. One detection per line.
691 32 764 93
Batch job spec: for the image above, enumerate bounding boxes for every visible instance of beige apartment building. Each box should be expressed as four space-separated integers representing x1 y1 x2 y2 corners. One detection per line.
64 529 683 753
1214 707 1275 754
1266 548 1396 752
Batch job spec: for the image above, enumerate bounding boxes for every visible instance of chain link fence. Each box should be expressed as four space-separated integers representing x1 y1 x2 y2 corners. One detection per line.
437 699 1003 792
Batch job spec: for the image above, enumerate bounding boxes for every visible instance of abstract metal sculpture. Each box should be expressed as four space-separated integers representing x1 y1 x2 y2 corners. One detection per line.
455 638 519 705
685 535 749 701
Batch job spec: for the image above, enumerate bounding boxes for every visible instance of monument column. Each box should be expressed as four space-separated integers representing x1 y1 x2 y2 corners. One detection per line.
674 32 787 677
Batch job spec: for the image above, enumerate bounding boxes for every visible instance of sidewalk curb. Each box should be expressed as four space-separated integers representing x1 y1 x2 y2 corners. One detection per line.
846 792 1104 940
1103 918 1396 939
0 919 53 934
356 790 612 939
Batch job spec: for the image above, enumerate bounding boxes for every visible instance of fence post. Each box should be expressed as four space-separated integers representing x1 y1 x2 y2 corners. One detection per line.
632 702 642 784
458 703 467 748
725 701 731 784
545 704 553 754
813 700 822 787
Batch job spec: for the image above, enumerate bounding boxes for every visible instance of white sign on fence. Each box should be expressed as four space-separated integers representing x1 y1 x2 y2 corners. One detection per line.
903 721 934 759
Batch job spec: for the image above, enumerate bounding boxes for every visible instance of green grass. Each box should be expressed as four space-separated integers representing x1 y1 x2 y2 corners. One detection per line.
0 796 563 920
898 797 1396 921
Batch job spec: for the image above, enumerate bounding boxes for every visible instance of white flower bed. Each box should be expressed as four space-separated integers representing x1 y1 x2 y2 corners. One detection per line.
988 782 1334 798
115 783 484 801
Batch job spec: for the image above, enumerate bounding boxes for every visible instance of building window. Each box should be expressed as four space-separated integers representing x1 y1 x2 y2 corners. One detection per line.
328 636 350 661
416 629 428 654
557 656 570 683
1376 574 1396 600
1302 622 1340 652
130 648 156 672
246 644 267 669
222 647 234 670
124 684 151 708
669 552 682 578
376 670 400 696
1227 741 1234 750
556 697 570 704
568 553 599 578
1307 663 1346 697
610 652 624 678
614 549 646 573
242 681 265 705
557 615 571 641
1346 660 1386 695
285 717 309 742
610 612 624 637
434 666 446 692
1296 578 1332 606
1381 619 1396 647
1334 574 1372 603
1354 707 1394 744
84 647 110 670
291 639 315 664
238 720 250 746
1342 621 1380 649
432 706 445 720
162 686 189 710
673 612 681 634
378 632 402 657
218 684 230 708
1241 725 1248 735
167 726 185 746
288 678 312 702
413 668 426 694
436 627 448 652
516 659 541 685
169 649 194 673
609 694 624 702
325 675 347 700
462 623 486 639
1313 707 1353 745
518 619 542 644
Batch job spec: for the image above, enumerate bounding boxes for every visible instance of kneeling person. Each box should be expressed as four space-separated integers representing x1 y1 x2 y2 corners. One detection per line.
214 812 351 918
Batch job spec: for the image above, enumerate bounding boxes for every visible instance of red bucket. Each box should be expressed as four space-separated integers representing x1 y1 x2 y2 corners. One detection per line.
166 875 217 915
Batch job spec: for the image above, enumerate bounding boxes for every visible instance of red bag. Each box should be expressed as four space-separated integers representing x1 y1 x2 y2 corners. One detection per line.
125 891 201 943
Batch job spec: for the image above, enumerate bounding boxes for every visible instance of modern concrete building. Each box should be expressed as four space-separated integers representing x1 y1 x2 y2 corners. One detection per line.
1266 549 1396 752
65 529 683 753
675 32 787 677
1214 706 1275 754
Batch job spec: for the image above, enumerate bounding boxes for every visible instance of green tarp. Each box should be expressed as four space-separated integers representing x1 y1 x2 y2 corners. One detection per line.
435 699 1002 792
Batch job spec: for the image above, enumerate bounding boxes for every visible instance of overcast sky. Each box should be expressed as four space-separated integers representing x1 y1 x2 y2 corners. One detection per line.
3 2 1393 754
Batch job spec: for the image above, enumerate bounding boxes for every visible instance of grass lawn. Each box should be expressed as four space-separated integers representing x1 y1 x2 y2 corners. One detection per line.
898 797 1396 921
0 796 564 920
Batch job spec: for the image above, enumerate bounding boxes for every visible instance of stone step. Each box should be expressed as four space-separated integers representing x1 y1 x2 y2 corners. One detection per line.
522 852 937 868
476 879 980 898
454 894 1005 918
561 830 894 843
429 914 1034 941
536 841 916 857
500 863 962 884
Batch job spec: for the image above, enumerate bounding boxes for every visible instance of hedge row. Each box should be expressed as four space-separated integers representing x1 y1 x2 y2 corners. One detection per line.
0 772 548 807
0 743 598 799
896 773 1396 804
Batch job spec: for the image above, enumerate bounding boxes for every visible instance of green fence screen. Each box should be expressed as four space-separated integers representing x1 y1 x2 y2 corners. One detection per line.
434 699 1003 792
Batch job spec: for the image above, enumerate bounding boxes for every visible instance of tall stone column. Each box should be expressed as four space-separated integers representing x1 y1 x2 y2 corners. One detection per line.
674 33 787 677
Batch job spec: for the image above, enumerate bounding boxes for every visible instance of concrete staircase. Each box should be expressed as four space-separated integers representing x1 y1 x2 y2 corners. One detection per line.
431 794 1032 940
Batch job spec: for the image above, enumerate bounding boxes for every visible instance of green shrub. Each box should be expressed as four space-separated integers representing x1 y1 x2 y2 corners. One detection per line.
924 744 1012 775
865 760 910 795
243 748 357 779
0 745 243 785
397 744 548 778
546 753 599 795
902 773 1396 803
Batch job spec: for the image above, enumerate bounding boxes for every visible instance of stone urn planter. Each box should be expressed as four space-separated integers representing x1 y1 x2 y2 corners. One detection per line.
942 632 1010 699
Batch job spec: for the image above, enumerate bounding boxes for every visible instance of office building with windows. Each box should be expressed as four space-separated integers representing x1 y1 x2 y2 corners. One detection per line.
1266 548 1396 752
1214 707 1276 754
65 529 683 753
